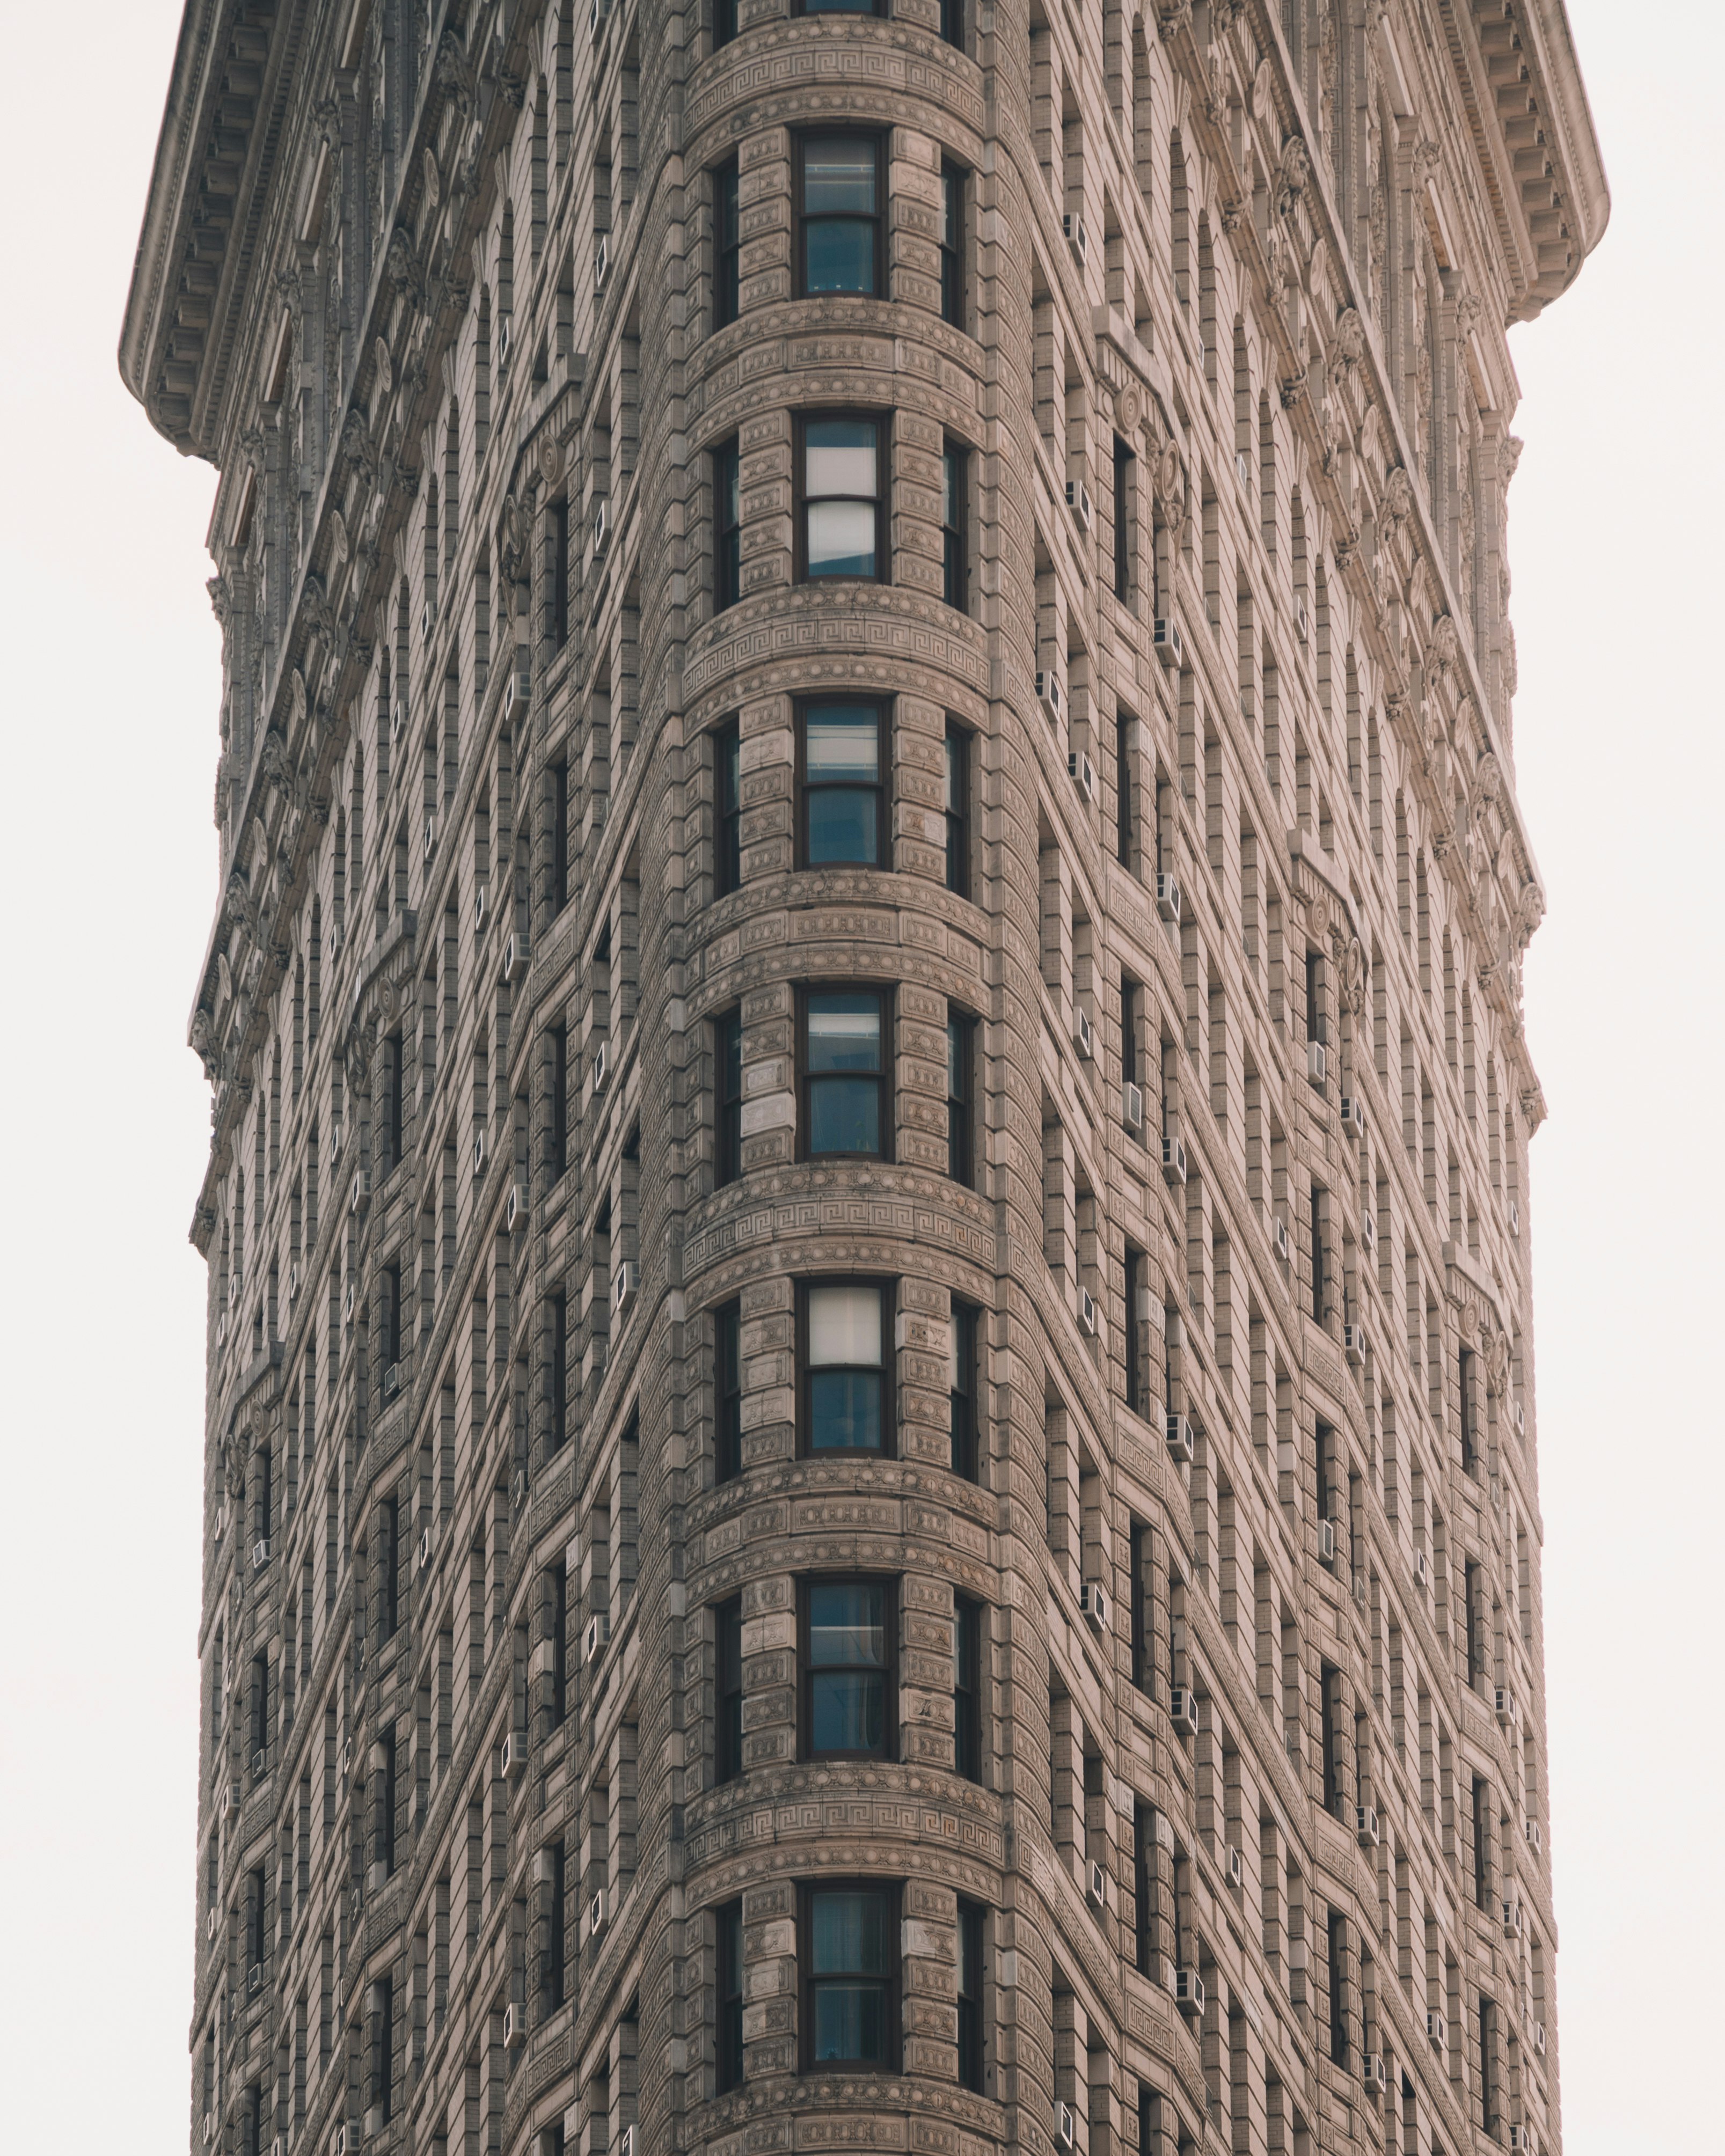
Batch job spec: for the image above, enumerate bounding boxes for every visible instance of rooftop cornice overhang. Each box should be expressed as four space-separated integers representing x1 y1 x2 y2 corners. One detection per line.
1436 0 1609 320
119 0 308 457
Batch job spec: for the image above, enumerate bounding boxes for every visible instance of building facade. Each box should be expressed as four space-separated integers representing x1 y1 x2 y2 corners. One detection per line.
122 3 1604 2153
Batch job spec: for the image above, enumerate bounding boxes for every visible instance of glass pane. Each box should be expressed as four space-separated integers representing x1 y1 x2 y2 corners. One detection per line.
720 728 740 813
942 169 961 250
804 0 878 12
809 1075 880 1155
805 707 880 781
806 995 882 1073
812 1889 891 1974
803 140 877 215
805 420 878 496
944 732 960 812
809 1581 887 1663
947 1018 964 1101
721 165 740 247
811 1670 886 1751
944 448 963 529
809 1368 882 1450
807 788 878 866
806 220 876 294
720 446 740 530
805 498 876 579
947 1307 965 1391
812 1981 888 2061
809 1284 882 1367
722 1011 742 1102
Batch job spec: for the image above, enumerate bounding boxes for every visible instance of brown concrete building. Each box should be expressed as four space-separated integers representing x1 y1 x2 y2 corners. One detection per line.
122 3 1604 2153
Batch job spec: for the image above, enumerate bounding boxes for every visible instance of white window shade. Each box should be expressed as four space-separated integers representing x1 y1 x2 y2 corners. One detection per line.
809 1284 882 1368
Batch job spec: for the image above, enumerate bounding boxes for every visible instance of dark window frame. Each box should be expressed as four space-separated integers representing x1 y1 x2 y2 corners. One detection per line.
794 409 889 586
549 1289 568 1454
939 163 966 326
714 435 742 611
715 1299 743 1482
548 1022 569 1180
716 1594 744 1783
715 156 742 327
941 438 969 612
798 1879 901 2074
793 0 887 18
798 984 893 1163
953 1592 983 1779
1125 1243 1149 1416
795 696 890 872
382 1032 404 1172
799 1574 898 1762
717 1898 745 2089
798 1277 895 1459
550 759 570 915
939 0 965 49
949 1300 978 1479
715 1006 744 1187
956 1896 985 2091
1112 434 1135 604
946 1010 976 1188
713 718 742 897
794 131 886 301
713 0 739 49
942 719 971 898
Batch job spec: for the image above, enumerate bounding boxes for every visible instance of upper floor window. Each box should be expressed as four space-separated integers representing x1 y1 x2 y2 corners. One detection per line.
715 1594 744 1780
801 1883 898 2071
953 1594 983 1777
713 0 739 47
717 1898 745 2089
946 1014 976 1186
716 1299 743 1480
801 1578 895 1757
797 414 886 582
715 1008 743 1187
943 721 971 896
941 441 969 611
714 436 742 609
1112 435 1135 604
714 718 742 895
798 135 883 297
956 1899 984 2089
939 0 965 49
802 989 889 1157
549 497 571 648
949 1301 978 1478
803 1281 890 1454
796 0 886 17
714 157 741 327
939 164 966 326
800 700 887 868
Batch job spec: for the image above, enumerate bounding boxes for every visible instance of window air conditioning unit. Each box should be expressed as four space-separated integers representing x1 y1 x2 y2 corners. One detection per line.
1077 1287 1098 1338
1533 2020 1547 2056
252 1536 271 1570
1056 2102 1077 2151
1525 1818 1541 1852
1270 1216 1290 1263
588 0 611 35
390 700 405 745
497 315 513 369
1343 1323 1369 1367
1165 1413 1194 1466
1122 1080 1143 1131
383 1362 401 1402
1295 598 1310 642
421 597 435 641
1079 1581 1108 1632
592 1040 610 1092
593 498 610 555
422 815 437 862
342 1280 356 1323
334 2129 348 2156
590 1888 608 1935
1156 870 1182 923
1495 1685 1519 1726
501 1732 526 1780
287 1263 300 1304
349 1169 369 1214
1065 478 1093 530
613 1260 639 1314
618 2131 635 2156
1317 1518 1337 1567
595 234 609 290
1413 1549 1429 1589
205 1906 217 1942
502 932 530 982
418 1527 432 1570
1236 449 1252 490
1224 1843 1244 1890
510 1468 528 1512
1356 1804 1379 1849
214 1505 226 1541
1512 1400 1526 1439
202 2114 215 2147
1160 1132 1187 1185
1510 2129 1537 2156
216 1310 229 1347
1073 1008 1094 1059
1426 2010 1447 2048
340 1739 353 1778
1035 670 1064 724
1503 1897 1524 1938
1508 1198 1521 1236
1068 749 1097 803
330 1121 344 1162
472 1128 487 1178
1152 617 1182 669
1062 211 1089 264
1173 1966 1205 2015
1352 1571 1368 1609
273 2136 286 2156
474 881 489 933
1339 1095 1365 1139
251 1746 268 1780
506 1181 529 1233
504 2000 527 2049
1306 1039 1327 1087
1361 1210 1376 1253
586 1613 610 1662
247 1962 265 1997
1168 1685 1198 1738
1086 1859 1106 1909
1362 2054 1387 2097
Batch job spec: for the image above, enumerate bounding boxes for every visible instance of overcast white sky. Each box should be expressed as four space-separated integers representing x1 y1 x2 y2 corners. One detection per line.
0 2 1716 2149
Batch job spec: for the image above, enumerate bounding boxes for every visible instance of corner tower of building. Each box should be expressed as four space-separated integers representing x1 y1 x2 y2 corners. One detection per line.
124 4 1603 2153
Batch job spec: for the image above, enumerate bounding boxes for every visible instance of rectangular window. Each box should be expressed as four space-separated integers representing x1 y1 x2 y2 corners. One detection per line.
1129 1522 1151 1692
801 1882 898 2071
942 441 969 612
1125 1244 1148 1414
545 1839 567 2007
797 413 885 582
797 134 883 297
946 1014 975 1187
1459 1346 1478 1474
382 1261 402 1370
956 1898 984 2091
717 1899 745 2089
714 436 742 612
549 497 570 650
1326 1908 1349 2066
549 1290 568 1453
802 1281 890 1455
801 989 889 1158
953 1594 983 1780
713 718 742 896
716 1300 743 1483
716 1595 744 1782
939 164 966 325
1310 1182 1327 1323
1113 435 1135 603
550 758 569 916
548 1024 568 1180
549 1561 568 1726
382 1033 404 1172
1320 1662 1344 1816
1471 1775 1491 1910
1133 1798 1154 1972
949 1301 978 1479
1115 713 1135 867
943 721 970 897
799 699 887 868
715 157 741 327
715 1007 743 1187
371 1972 394 2123
802 1579 895 1759
713 0 739 48
379 1497 399 1641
